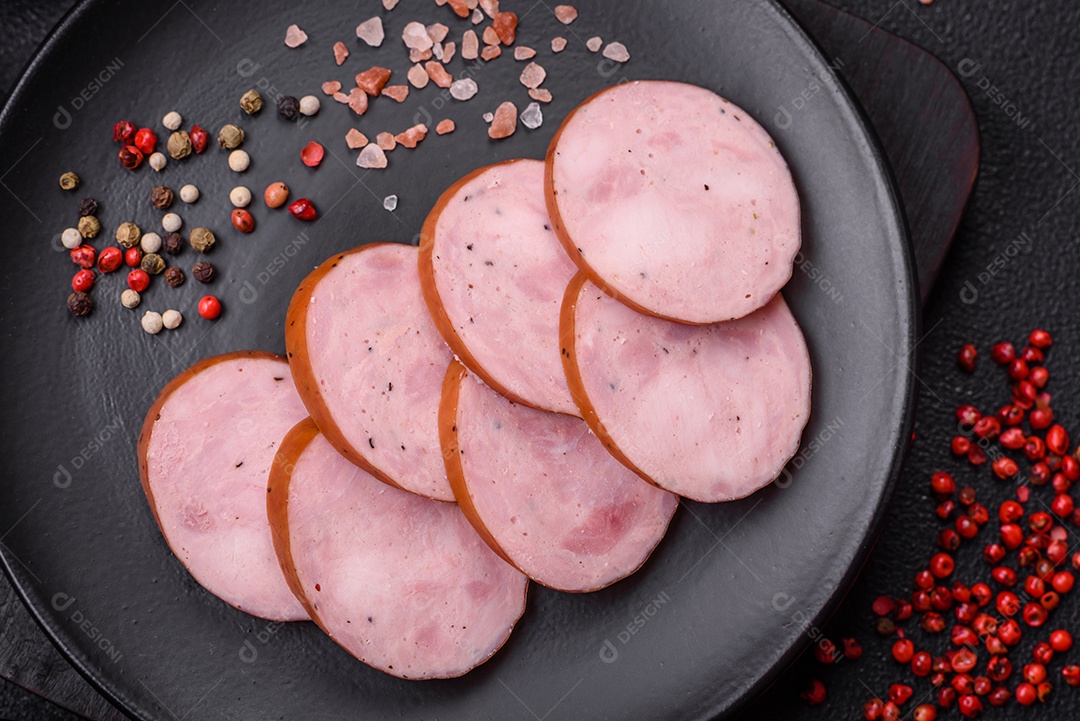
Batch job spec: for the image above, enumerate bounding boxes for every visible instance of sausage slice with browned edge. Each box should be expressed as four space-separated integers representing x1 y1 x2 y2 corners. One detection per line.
138 351 309 621
268 418 528 679
420 159 579 416
286 243 455 501
441 361 678 592
546 80 801 325
562 274 812 503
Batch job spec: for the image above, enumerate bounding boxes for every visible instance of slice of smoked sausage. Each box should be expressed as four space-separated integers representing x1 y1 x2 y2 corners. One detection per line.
138 351 309 621
562 274 812 503
286 243 455 501
441 361 678 592
268 418 528 679
420 159 579 416
546 80 801 325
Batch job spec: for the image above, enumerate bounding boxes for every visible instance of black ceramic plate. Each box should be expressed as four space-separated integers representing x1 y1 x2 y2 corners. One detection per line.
0 0 916 719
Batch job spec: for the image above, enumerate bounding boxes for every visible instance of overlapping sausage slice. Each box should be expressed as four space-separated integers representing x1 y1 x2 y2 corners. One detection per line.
286 243 455 501
420 159 579 416
562 274 811 503
546 80 801 325
138 351 309 621
268 419 528 679
441 361 678 592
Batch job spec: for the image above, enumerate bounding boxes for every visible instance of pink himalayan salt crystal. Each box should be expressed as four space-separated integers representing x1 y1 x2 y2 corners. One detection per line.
355 66 392 96
382 85 410 102
333 92 350 104
488 101 517 139
462 30 479 59
520 101 543 130
519 62 546 89
514 46 536 60
333 42 349 65
433 41 445 61
345 129 368 149
407 64 430 88
447 0 470 17
480 0 499 18
383 0 399 9
481 45 502 61
403 22 434 51
410 47 434 62
450 78 479 101
554 5 578 23
357 144 387 169
443 41 457 62
482 26 500 45
603 42 630 63
586 36 602 52
529 88 553 103
347 87 369 115
436 119 456 135
356 17 384 47
425 61 454 88
396 124 429 149
551 36 567 53
377 132 397 151
322 80 342 95
472 8 484 24
285 24 308 48
427 23 450 43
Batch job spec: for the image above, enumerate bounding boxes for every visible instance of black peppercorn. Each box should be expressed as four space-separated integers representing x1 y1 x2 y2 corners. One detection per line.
77 198 98 216
151 186 175 210
164 266 185 287
192 261 215 283
67 291 92 317
277 95 301 121
162 231 183 256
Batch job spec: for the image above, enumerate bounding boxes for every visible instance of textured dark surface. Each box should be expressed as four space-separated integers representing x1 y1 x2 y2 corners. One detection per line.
1 0 1075 720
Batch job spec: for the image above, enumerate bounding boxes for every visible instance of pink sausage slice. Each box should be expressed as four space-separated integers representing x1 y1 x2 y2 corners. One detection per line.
562 274 812 503
286 243 455 501
138 351 309 621
546 80 801 325
441 361 678 592
420 159 579 416
268 419 528 679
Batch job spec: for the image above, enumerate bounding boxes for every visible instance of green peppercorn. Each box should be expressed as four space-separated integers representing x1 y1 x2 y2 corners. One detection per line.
59 172 80 191
240 89 263 115
77 215 101 239
189 227 216 253
217 124 245 149
141 253 166 275
115 221 141 249
167 130 192 160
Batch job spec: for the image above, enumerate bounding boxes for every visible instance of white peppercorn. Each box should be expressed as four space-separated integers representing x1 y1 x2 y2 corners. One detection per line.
121 289 141 309
149 152 167 171
61 228 82 249
228 150 250 172
141 311 164 334
162 309 183 329
229 186 252 208
179 184 199 203
299 95 321 116
162 111 182 130
140 232 162 254
162 213 182 232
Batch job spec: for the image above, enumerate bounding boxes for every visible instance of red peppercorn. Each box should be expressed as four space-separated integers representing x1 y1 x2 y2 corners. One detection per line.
1037 681 1052 702
134 127 157 155
1041 591 1060 610
957 694 983 718
800 678 825 706
911 649 932 674
998 403 1024 425
1015 681 1036 705
1046 425 1070 456
996 591 1020 615
973 676 991 696
952 673 974 695
71 269 94 292
1022 602 1047 627
968 445 988 465
1063 665 1080 686
1033 641 1054 664
1031 511 1053 532
952 625 978 647
891 638 914 663
288 197 318 221
1029 329 1053 348
992 456 1019 479
190 124 209 154
1025 436 1047 461
70 245 96 269
1030 366 1050 388
999 427 1026 449
1024 662 1047 684
892 599 913 621
971 583 992 607
301 141 325 168
1000 524 1023 549
956 602 979 625
1052 570 1074 593
882 701 901 721
956 404 981 426
915 569 935 590
1014 380 1038 403
863 698 885 721
973 417 1001 440
97 246 122 274
912 704 936 721
987 655 1012 682
1031 461 1052 484
939 529 961 551
930 553 955 578
983 543 1005 563
951 436 971 455
930 471 956 496
937 500 957 520
1022 345 1045 364
1025 575 1046 598
937 686 957 709
952 647 978 673
1008 358 1029 380
231 208 255 233
113 120 136 144
985 635 1006 655
887 683 912 706
999 500 1024 523
987 686 1011 706
1030 408 1054 430
841 637 862 660
1036 391 1052 409
813 638 838 664
198 295 222 320
971 612 997 635
957 344 977 372
999 619 1022 645
127 269 150 292
991 342 1015 364
956 515 979 539
1027 532 1050 552
1052 493 1074 518
124 247 143 267
872 595 895 616
1062 455 1079 481
119 145 143 169
952 581 972 602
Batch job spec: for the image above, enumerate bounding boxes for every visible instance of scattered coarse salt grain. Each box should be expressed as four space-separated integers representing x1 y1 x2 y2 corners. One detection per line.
357 144 388 169
480 0 499 18
551 36 567 52
396 124 429 149
384 195 398 212
447 0 470 18
346 129 368 149
488 101 518 139
322 80 342 95
407 64 430 89
333 41 349 65
285 24 308 48
433 41 445 61
483 112 495 122
586 36 603 52
472 8 484 24
462 30 480 59
529 88 553 103
554 4 578 24
443 41 456 62
382 0 399 9
519 62 546 89
514 46 536 60
333 91 350 104
482 26 500 45
355 66 392 96
377 132 397 151
481 45 502 61
451 78 479 100
348 87 369 115
356 17 384 47
403 22 434 51
425 61 454 88
520 102 543 129
603 42 630 63
410 47 434 63
382 85 410 102
436 119 456 135
427 23 450 43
